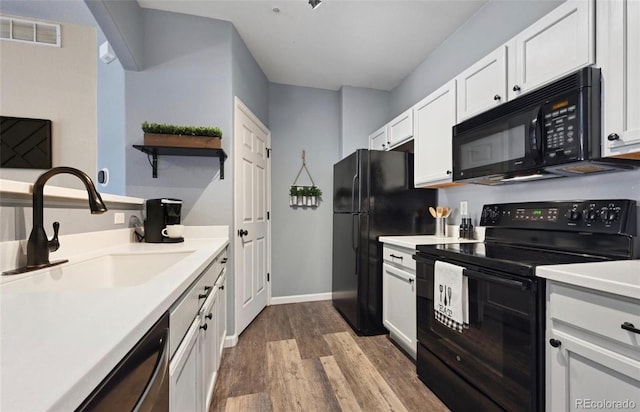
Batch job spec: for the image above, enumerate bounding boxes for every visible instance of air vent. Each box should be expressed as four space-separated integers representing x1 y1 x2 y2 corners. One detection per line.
0 16 60 47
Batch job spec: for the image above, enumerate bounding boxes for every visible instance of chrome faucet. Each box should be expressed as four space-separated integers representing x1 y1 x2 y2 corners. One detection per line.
2 167 108 275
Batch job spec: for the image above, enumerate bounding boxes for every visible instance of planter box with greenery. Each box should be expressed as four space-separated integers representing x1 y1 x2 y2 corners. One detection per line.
142 121 223 149
289 185 322 207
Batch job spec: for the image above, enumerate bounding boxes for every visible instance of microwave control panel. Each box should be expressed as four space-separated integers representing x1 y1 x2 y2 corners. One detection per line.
542 94 580 161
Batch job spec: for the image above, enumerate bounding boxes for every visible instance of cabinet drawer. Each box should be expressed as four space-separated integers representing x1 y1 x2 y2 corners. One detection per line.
383 245 415 272
549 282 640 350
170 259 218 358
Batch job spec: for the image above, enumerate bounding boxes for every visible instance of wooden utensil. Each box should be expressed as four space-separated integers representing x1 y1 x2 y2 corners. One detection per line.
429 207 437 218
436 206 443 218
443 207 452 218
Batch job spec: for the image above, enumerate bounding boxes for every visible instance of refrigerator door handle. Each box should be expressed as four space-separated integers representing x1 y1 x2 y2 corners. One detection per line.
352 213 360 276
351 173 358 213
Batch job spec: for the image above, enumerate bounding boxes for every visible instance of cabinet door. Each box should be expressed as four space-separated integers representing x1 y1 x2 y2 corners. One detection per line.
598 0 640 158
215 271 227 360
387 108 413 148
456 46 507 121
170 319 203 412
201 290 218 410
546 331 640 412
382 263 416 359
413 80 457 187
510 0 594 100
369 125 388 151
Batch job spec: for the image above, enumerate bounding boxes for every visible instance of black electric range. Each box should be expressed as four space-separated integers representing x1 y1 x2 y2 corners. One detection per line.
414 199 637 412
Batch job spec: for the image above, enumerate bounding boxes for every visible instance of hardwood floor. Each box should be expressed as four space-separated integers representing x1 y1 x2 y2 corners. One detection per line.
210 301 449 412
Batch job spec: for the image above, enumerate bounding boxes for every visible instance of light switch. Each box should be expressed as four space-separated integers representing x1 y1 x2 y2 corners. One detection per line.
114 212 125 224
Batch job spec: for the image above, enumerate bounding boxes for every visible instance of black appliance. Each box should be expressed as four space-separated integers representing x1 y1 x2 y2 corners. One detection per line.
452 67 637 185
332 149 437 335
414 199 637 411
77 312 169 411
144 198 184 243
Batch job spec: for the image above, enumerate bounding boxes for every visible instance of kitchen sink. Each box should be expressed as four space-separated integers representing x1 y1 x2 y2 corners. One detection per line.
0 251 194 293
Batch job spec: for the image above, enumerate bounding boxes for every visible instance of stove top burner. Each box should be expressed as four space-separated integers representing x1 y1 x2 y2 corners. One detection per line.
418 242 610 277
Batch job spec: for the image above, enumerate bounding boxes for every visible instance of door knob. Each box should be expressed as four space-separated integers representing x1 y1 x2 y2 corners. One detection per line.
549 338 561 348
237 229 248 237
607 133 620 141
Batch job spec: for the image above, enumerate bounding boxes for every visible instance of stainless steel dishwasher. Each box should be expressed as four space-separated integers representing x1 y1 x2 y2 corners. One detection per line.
77 312 169 412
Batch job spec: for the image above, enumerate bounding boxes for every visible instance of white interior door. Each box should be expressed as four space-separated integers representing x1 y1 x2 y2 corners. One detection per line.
234 97 271 336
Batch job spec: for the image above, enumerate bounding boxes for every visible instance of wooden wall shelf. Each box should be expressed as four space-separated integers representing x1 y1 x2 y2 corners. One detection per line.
132 145 227 179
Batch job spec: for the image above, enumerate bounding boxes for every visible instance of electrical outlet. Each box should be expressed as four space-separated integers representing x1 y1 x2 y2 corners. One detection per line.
460 201 468 217
114 212 125 225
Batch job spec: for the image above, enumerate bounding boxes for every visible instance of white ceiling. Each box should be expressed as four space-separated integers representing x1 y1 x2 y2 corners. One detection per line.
138 0 487 91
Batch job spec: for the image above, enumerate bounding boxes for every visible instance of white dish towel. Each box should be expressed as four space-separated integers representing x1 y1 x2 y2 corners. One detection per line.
434 260 469 332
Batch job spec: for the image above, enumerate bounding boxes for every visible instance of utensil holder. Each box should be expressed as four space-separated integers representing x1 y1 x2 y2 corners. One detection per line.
435 217 446 238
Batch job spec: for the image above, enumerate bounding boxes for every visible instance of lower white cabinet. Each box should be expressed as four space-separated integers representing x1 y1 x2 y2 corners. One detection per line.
170 319 202 412
545 281 640 411
170 246 227 412
382 244 417 359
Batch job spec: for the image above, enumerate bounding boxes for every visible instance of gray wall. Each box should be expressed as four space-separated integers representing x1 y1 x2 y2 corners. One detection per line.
97 54 126 195
269 83 339 297
389 0 563 117
339 86 389 158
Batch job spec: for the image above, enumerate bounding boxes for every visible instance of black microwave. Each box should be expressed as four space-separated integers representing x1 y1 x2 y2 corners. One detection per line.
452 67 635 185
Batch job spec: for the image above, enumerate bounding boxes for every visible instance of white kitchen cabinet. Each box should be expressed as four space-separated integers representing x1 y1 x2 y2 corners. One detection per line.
413 80 457 187
598 0 640 159
201 288 218 409
509 0 594 100
456 45 508 121
369 125 388 151
169 246 227 412
387 108 413 148
170 319 203 412
545 281 640 411
382 244 417 359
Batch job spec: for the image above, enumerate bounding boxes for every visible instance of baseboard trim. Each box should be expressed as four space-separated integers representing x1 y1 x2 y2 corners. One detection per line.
270 292 332 305
224 334 238 348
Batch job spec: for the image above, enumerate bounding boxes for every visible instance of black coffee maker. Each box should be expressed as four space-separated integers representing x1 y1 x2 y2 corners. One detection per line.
144 198 184 243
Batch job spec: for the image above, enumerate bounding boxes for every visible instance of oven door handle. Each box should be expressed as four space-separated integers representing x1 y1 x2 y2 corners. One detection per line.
464 269 532 291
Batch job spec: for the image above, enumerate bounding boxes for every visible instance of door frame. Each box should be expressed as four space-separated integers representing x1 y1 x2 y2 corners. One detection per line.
232 96 272 339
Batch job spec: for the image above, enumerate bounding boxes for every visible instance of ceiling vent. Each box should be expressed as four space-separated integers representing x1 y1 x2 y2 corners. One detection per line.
0 16 60 47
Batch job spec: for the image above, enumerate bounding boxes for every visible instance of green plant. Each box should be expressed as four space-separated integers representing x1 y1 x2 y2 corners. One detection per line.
299 186 311 196
142 121 222 138
309 186 322 197
289 186 299 196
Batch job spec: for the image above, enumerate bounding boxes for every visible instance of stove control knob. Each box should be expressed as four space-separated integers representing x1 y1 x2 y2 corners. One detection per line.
606 210 619 222
599 208 618 223
566 209 581 221
482 208 498 223
584 209 598 223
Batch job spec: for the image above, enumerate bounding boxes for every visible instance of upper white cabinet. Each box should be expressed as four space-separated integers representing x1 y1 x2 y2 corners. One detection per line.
598 0 640 158
369 125 388 151
387 108 414 148
509 0 595 100
456 46 508 121
414 80 456 187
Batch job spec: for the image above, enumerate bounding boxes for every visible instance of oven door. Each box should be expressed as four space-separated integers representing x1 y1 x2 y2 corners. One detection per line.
452 106 543 182
415 254 541 412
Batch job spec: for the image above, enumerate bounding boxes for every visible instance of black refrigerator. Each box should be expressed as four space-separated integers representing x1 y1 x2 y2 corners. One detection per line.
332 149 437 335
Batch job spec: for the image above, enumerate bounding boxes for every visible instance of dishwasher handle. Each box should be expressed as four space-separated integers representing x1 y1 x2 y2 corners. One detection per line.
134 327 170 412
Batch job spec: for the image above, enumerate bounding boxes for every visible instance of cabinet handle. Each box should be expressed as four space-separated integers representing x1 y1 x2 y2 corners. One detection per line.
607 133 620 141
219 285 224 290
408 278 414 284
446 170 452 175
512 85 521 92
204 286 212 292
621 322 640 334
493 94 501 101
221 258 228 263
198 293 207 299
549 338 561 348
200 324 208 331
389 254 403 260
206 313 213 320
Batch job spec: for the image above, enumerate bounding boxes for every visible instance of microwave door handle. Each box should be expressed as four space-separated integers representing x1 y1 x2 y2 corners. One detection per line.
530 108 544 164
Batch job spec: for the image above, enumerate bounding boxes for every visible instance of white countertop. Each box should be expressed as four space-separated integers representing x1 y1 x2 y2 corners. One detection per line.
379 228 485 249
0 226 229 411
537 260 640 299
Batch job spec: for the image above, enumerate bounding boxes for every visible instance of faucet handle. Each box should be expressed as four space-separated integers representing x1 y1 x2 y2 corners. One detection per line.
48 221 61 253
